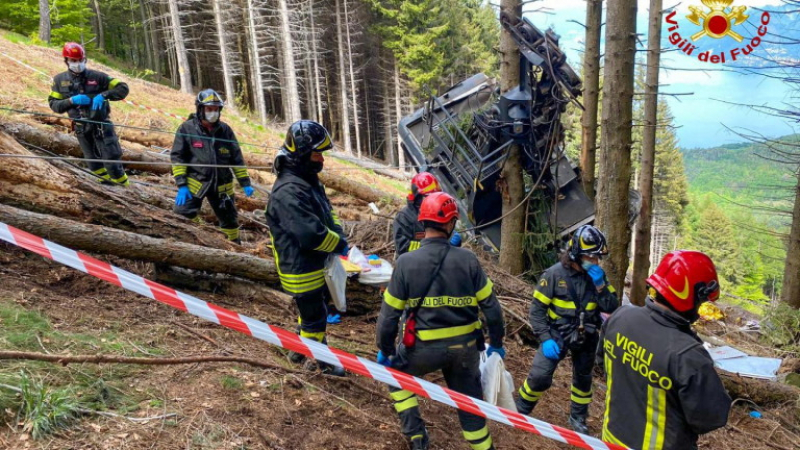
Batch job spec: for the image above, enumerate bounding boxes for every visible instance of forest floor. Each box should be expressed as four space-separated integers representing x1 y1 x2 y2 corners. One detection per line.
0 32 798 450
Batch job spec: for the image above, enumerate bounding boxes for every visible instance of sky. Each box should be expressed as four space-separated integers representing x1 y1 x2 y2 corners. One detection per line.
521 0 800 149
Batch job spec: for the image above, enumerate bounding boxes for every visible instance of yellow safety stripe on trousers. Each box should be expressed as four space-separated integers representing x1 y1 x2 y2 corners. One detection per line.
416 321 481 341
218 182 234 196
269 232 326 294
571 394 592 405
92 168 109 176
314 228 340 253
462 426 489 441
469 436 493 450
331 211 343 227
602 428 628 447
519 380 543 402
299 329 326 342
390 390 416 402
393 395 419 413
548 309 562 320
602 354 613 438
186 177 203 195
552 298 576 309
571 385 592 397
476 279 494 302
233 167 249 179
383 290 407 310
533 290 552 306
643 384 667 450
408 241 421 252
111 174 129 186
109 78 122 88
220 227 240 241
191 215 204 224
50 91 65 99
172 165 188 177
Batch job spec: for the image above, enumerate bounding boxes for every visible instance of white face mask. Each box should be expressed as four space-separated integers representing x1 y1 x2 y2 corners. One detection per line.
68 61 86 73
204 111 220 123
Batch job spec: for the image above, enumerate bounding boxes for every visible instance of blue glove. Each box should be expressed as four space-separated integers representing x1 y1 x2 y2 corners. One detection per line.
377 351 393 367
587 264 606 287
450 231 462 247
175 186 192 206
486 345 506 359
71 94 90 106
243 186 255 197
327 313 341 325
91 94 105 111
541 339 561 360
341 244 350 257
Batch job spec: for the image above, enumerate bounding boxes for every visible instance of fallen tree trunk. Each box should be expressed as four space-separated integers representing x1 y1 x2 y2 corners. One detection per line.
0 203 279 284
718 371 800 407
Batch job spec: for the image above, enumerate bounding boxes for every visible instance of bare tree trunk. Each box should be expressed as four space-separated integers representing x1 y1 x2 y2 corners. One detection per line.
343 0 362 158
212 0 237 110
246 0 268 124
146 0 160 74
630 0 663 306
309 0 324 123
394 61 404 169
580 0 602 200
278 0 301 123
596 0 637 293
364 75 372 157
783 172 800 308
167 0 193 93
92 0 105 50
38 0 51 44
139 0 154 71
335 0 353 154
383 69 395 165
498 4 525 275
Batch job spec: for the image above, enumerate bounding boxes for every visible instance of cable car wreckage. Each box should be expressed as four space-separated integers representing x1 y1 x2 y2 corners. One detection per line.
399 16 637 256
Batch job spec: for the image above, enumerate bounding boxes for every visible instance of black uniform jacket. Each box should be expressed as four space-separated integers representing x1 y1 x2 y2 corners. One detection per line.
393 200 425 256
49 69 129 120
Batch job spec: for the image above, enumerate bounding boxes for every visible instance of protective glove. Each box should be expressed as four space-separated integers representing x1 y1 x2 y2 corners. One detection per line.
541 339 561 360
449 231 462 247
91 94 105 111
341 244 350 257
376 351 393 367
70 94 90 106
486 345 506 359
175 186 192 206
243 186 255 197
327 313 341 325
587 264 606 287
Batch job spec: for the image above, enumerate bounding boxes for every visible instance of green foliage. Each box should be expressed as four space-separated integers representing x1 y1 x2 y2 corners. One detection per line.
0 0 94 45
763 302 800 351
0 372 82 439
220 375 243 390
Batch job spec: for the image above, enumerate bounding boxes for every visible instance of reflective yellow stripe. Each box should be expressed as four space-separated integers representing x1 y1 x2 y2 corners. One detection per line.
331 211 343 226
384 290 407 310
602 354 613 437
390 390 415 402
50 91 65 99
552 298 576 309
547 309 561 320
314 229 340 252
643 384 667 450
519 380 543 402
93 168 108 175
394 396 419 413
233 167 249 178
533 290 552 305
191 216 204 224
220 227 240 241
109 78 121 88
519 389 539 402
172 165 188 176
608 284 616 294
408 241 421 252
217 182 234 195
416 321 481 341
462 426 489 441
571 394 592 405
571 385 592 397
586 302 598 311
602 428 628 447
470 436 493 450
186 177 203 195
280 270 325 280
111 174 129 186
476 279 493 302
280 277 326 294
299 330 325 342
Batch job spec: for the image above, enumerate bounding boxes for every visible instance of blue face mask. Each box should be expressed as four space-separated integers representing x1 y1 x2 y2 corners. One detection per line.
581 260 594 270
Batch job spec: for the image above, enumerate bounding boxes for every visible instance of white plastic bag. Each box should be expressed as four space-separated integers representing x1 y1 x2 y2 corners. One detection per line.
479 351 516 411
358 259 393 286
324 254 347 313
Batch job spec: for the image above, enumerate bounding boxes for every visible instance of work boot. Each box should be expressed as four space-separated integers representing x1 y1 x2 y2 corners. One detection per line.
319 361 346 377
515 396 537 415
409 430 429 450
288 351 306 364
568 414 589 435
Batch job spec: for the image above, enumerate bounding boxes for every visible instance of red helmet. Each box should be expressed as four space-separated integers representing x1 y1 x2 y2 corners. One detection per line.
418 192 459 224
646 250 720 312
408 172 441 201
62 42 86 60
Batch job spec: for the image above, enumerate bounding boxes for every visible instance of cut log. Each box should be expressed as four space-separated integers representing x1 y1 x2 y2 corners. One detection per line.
0 203 279 284
718 371 800 407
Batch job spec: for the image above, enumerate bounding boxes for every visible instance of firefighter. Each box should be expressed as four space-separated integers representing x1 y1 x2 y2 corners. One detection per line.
393 172 461 256
599 251 730 449
377 192 505 450
266 120 348 376
515 224 618 434
48 42 130 186
171 89 254 243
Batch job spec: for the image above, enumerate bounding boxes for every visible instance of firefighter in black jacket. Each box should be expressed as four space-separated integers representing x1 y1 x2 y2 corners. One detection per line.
376 192 505 450
600 250 730 450
48 42 130 186
394 172 462 256
516 224 618 434
266 120 347 376
171 89 253 243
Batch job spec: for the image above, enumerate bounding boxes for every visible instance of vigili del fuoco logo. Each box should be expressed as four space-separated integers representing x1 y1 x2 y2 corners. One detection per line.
665 0 771 64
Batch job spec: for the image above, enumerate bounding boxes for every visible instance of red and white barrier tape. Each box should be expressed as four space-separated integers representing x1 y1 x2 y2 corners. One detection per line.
0 222 626 450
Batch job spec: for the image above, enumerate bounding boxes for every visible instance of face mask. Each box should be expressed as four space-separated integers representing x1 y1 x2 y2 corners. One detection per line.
581 260 594 270
68 61 86 73
204 111 220 123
